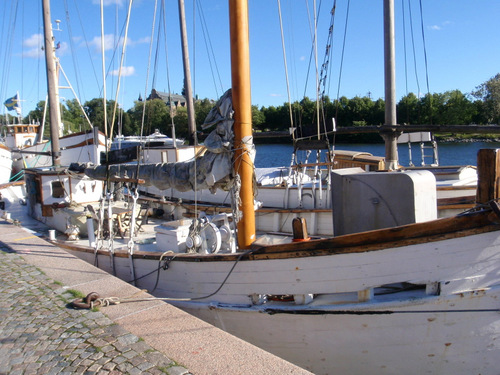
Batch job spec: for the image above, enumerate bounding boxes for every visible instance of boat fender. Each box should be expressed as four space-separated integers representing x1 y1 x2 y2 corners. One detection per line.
292 217 310 242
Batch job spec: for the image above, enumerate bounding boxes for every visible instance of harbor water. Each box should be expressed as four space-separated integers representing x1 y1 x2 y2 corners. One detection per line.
254 141 500 168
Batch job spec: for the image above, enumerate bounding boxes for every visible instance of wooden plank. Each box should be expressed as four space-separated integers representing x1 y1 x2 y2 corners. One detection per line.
476 149 500 204
437 195 476 206
437 186 476 191
251 210 499 255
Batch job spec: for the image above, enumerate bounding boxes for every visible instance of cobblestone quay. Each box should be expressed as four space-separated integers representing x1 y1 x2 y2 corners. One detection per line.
0 246 191 375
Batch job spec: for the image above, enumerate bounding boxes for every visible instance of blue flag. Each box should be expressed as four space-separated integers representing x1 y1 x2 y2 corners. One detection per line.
4 93 21 114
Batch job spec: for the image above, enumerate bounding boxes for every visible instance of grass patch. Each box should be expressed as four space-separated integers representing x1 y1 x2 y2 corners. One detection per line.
158 361 185 373
66 289 86 299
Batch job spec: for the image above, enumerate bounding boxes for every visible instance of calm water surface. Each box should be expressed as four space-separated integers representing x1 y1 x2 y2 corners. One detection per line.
254 142 500 168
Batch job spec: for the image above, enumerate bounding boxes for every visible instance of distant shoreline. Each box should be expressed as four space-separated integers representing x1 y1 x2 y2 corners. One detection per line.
253 135 500 145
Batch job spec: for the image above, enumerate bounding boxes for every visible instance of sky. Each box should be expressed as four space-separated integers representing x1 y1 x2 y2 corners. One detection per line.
1 0 500 118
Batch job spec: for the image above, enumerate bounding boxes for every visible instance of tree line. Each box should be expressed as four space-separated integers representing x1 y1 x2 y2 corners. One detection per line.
5 73 500 143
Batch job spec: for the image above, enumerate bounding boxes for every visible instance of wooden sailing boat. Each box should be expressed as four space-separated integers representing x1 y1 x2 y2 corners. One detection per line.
5 0 106 177
10 0 500 373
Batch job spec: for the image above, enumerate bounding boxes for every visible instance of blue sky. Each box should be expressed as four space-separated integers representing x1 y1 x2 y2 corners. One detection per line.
1 0 500 117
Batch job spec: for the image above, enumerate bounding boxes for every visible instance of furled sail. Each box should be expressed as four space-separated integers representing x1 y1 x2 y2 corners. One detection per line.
85 89 235 193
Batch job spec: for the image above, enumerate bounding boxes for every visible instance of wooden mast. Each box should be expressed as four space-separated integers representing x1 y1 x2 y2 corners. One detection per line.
42 0 61 166
381 0 399 170
178 0 197 146
229 0 256 249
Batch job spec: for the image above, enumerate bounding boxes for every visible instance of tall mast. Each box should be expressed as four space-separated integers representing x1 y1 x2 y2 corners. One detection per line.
42 0 61 166
178 0 197 145
381 0 399 170
229 0 255 249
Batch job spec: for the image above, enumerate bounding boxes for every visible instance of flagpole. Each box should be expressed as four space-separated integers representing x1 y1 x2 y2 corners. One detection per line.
16 91 22 118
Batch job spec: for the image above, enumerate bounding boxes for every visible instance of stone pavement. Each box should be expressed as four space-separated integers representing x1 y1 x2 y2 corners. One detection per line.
0 218 311 375
0 246 189 375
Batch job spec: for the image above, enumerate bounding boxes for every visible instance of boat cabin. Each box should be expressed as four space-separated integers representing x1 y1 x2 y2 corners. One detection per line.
3 123 40 149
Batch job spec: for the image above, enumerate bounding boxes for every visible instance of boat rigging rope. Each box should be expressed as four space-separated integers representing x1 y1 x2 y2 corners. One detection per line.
127 188 139 285
62 0 84 104
277 0 295 140
139 0 158 142
195 0 225 98
109 0 133 139
71 248 257 309
106 191 116 276
160 0 178 148
333 0 350 124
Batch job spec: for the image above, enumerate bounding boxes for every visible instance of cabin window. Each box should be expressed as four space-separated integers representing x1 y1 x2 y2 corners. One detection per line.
51 181 65 198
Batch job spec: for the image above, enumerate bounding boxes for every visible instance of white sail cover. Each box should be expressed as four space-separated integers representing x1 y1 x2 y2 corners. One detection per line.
85 89 235 193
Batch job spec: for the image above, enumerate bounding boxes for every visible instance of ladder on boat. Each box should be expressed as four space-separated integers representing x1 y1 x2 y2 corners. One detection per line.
397 131 439 167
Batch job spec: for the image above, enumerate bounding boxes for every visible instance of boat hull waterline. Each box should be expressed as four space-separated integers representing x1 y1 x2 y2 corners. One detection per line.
58 210 500 375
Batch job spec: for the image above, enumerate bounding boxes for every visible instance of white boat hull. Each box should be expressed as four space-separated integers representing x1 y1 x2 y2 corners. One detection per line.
177 289 500 375
12 129 106 173
62 224 500 374
0 144 12 183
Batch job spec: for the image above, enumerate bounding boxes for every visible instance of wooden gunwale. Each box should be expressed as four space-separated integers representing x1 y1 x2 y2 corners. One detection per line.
54 208 500 262
436 186 476 191
59 129 93 139
64 138 96 149
0 180 25 190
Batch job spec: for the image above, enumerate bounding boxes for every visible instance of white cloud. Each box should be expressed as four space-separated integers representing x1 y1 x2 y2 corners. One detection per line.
91 0 126 6
23 48 43 59
428 21 452 31
111 66 135 76
88 34 149 52
23 33 43 48
269 93 282 97
131 37 150 46
89 34 119 52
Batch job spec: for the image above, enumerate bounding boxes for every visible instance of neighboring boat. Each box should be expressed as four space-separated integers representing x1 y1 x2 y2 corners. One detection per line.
1 97 106 178
0 142 12 184
5 1 500 374
111 129 184 150
0 20 107 177
10 127 106 174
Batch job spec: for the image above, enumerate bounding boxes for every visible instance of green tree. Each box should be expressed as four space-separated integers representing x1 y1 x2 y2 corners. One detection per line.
24 100 46 125
438 90 475 125
61 99 92 134
261 105 280 131
252 105 265 131
194 98 214 125
170 106 189 139
473 73 500 124
126 99 169 136
83 98 122 136
397 93 419 124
